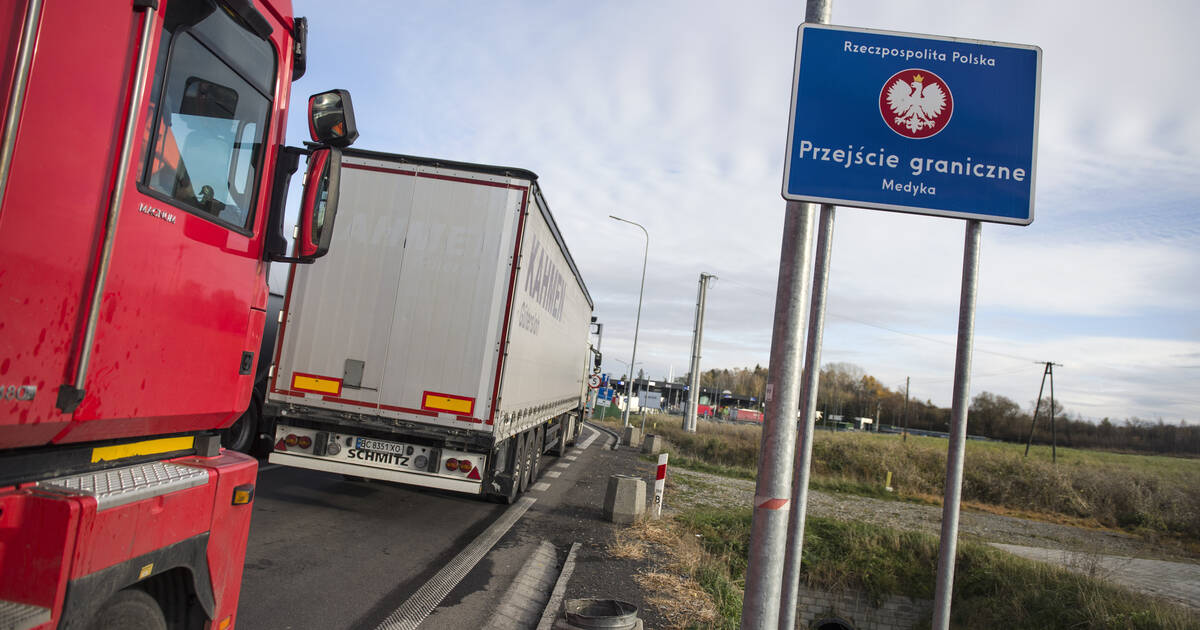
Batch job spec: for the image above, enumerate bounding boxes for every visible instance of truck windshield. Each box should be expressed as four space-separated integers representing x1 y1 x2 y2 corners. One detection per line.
142 4 275 231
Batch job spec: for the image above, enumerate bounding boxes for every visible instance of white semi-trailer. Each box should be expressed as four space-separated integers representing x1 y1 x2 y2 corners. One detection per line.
266 148 595 502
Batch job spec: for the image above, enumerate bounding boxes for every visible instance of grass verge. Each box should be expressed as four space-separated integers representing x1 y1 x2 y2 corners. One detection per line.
607 413 1200 543
663 505 1200 629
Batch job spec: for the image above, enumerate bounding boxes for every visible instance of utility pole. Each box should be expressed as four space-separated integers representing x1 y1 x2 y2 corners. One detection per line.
1049 365 1056 463
1023 362 1062 461
902 376 910 442
684 273 716 432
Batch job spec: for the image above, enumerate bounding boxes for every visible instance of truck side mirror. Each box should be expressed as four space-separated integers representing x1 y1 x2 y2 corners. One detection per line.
297 147 341 259
308 89 358 148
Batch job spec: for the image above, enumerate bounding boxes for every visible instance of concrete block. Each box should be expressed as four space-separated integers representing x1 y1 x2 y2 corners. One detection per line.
641 434 663 454
604 474 646 524
622 426 642 448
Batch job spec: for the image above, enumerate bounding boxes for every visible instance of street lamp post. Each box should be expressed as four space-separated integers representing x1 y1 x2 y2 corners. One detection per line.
610 215 648 436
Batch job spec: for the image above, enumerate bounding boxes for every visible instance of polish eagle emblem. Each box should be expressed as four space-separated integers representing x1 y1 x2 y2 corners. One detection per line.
879 69 953 139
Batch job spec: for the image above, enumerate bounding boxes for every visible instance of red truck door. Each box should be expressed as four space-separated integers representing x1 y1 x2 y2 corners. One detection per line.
0 1 293 447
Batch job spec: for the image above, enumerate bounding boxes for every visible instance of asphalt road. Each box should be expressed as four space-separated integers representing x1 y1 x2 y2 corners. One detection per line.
234 426 619 629
235 463 507 629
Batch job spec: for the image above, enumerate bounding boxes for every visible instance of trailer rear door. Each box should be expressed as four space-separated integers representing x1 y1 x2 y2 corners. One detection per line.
271 155 529 431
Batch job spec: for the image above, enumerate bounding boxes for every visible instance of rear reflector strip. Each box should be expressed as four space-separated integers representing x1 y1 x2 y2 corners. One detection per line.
292 373 343 396
421 391 475 415
90 436 194 463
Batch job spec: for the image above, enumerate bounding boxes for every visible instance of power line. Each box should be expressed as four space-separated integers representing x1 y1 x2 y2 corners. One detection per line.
905 366 1032 385
717 275 1041 363
716 277 1198 417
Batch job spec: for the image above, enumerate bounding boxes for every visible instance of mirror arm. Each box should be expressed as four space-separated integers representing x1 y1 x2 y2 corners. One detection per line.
269 254 316 265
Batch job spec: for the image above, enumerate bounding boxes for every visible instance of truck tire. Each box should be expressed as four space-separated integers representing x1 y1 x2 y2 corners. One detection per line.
87 588 167 630
529 427 544 482
221 399 257 454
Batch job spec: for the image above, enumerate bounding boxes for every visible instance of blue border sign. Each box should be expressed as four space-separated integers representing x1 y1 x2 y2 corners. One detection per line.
782 24 1042 225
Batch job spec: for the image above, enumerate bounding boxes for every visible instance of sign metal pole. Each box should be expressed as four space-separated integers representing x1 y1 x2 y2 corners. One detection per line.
778 204 835 629
740 198 818 629
931 219 982 630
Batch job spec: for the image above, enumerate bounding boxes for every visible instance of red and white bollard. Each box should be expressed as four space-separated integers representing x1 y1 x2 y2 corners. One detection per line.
652 452 668 518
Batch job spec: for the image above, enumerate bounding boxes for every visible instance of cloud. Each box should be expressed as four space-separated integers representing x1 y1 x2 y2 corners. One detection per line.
287 0 1200 422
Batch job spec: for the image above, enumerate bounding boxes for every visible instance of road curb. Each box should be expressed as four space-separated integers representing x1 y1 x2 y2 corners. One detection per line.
536 542 581 630
487 540 561 629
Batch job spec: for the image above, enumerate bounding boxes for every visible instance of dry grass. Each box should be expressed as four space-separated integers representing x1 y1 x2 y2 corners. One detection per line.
608 530 648 561
604 517 723 629
635 571 720 628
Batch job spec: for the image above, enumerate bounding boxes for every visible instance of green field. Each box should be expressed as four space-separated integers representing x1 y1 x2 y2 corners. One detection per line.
598 414 1200 542
671 505 1200 630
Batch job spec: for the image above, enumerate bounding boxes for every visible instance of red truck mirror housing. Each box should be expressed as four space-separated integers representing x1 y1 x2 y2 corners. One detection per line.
308 89 358 147
297 147 341 259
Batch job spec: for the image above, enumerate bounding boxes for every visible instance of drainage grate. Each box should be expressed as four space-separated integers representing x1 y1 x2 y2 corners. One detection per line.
373 496 536 630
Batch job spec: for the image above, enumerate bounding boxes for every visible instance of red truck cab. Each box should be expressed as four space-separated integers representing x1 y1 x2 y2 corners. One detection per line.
0 1 355 627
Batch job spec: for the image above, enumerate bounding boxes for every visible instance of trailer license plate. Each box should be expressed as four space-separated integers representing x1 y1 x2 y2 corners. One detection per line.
355 437 409 455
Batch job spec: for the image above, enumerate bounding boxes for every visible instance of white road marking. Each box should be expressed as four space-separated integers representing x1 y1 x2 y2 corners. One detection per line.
373 497 536 630
564 455 578 462
546 471 562 478
531 481 551 492
577 427 599 450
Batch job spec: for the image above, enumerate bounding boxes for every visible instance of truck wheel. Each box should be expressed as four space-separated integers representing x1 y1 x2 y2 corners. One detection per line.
529 428 544 482
221 401 257 454
516 432 532 494
88 589 167 630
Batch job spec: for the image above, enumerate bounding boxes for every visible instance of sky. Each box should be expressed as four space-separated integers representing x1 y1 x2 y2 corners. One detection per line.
280 0 1199 424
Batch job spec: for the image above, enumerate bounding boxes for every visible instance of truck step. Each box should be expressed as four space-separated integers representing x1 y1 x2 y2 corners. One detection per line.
0 599 51 630
37 461 209 512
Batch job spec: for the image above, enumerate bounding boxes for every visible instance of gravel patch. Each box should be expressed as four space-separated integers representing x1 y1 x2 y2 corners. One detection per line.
668 467 1198 564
